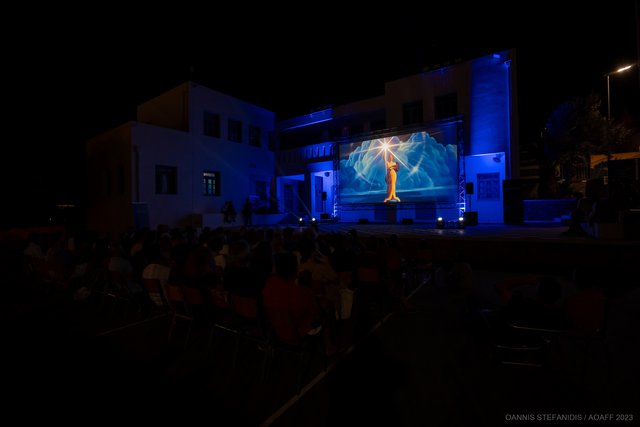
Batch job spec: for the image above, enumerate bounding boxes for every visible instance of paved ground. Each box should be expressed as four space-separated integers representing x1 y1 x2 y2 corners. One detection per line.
270 273 640 426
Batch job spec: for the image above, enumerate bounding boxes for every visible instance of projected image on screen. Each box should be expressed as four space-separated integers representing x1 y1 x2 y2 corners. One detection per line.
339 130 458 204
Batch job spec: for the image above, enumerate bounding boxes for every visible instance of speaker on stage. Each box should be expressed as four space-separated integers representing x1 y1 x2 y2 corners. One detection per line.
401 218 414 225
463 211 478 226
465 182 474 194
320 213 330 220
387 203 397 224
358 218 369 224
503 179 524 224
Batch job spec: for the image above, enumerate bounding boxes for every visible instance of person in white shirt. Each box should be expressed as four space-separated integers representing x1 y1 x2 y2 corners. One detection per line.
24 233 44 259
142 246 171 308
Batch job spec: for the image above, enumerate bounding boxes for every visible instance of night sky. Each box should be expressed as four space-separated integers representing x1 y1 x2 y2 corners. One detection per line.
4 3 639 227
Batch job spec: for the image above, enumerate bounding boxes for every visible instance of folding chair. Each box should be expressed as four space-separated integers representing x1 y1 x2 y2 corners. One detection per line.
164 284 194 345
263 307 326 395
210 293 270 376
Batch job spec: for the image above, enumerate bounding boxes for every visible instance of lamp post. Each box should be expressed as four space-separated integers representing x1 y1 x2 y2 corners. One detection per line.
604 64 635 120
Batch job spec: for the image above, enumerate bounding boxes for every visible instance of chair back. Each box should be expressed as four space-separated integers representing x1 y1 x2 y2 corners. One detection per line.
230 294 258 319
209 285 230 309
166 284 189 313
142 278 167 308
142 278 161 293
338 271 353 289
494 275 540 304
183 287 205 306
163 283 193 344
356 266 380 284
385 248 403 271
109 270 129 293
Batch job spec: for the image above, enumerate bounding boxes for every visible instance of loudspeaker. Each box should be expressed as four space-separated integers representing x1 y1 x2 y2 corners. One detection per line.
320 213 330 220
503 179 524 224
463 211 478 226
321 191 327 201
358 218 370 224
401 218 414 225
465 182 474 195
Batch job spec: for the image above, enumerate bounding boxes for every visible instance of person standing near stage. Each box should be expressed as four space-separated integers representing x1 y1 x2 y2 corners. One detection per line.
242 197 253 226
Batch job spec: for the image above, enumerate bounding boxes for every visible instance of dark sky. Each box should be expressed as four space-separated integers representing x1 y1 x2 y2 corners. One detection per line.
4 2 639 227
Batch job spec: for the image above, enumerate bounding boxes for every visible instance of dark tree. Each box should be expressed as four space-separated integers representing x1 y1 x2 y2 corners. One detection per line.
540 94 630 197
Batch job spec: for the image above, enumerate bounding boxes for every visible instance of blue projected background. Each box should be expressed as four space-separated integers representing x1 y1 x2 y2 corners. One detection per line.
338 130 458 204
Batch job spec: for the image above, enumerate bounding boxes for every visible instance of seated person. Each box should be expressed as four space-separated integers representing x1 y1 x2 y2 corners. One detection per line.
263 252 322 346
566 268 606 334
142 246 171 309
505 276 566 330
563 192 591 236
494 275 542 305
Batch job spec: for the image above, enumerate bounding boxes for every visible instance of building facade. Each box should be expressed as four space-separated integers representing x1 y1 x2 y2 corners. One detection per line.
87 82 276 236
276 49 518 224
88 49 518 234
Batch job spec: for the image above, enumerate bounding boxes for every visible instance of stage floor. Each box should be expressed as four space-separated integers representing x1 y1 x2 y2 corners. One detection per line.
316 221 632 243
314 222 639 274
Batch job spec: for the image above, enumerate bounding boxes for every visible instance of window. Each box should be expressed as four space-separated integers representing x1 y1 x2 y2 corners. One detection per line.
434 93 458 120
228 119 242 143
370 119 386 131
203 111 220 137
403 100 423 125
477 172 500 201
155 165 177 195
203 171 220 196
248 125 261 147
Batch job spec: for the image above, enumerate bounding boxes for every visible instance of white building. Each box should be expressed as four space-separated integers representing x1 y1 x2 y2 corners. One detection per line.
87 82 276 236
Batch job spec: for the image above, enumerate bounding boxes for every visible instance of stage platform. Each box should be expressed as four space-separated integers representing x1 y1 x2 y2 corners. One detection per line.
315 222 639 274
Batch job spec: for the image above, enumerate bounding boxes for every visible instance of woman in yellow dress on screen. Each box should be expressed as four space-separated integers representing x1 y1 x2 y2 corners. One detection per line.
383 152 401 203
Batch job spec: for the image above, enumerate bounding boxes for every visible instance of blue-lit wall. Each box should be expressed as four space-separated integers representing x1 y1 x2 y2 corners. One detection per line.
469 53 511 161
276 50 518 224
467 52 513 223
465 153 506 223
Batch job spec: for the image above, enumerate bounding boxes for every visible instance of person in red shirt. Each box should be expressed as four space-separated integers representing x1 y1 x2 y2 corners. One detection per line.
263 252 322 346
566 268 606 334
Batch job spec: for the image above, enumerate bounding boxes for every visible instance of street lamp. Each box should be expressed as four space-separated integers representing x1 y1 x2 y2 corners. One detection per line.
604 64 635 120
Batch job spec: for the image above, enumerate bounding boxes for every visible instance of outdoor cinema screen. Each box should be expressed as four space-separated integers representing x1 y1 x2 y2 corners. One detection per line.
338 129 458 205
